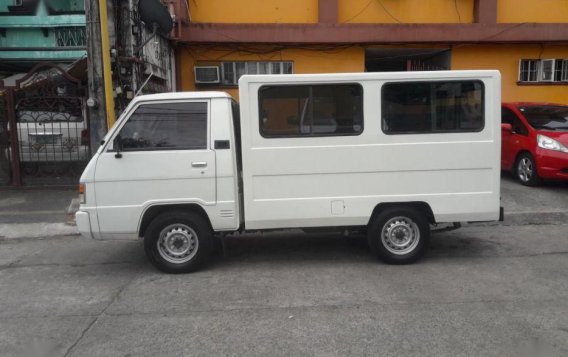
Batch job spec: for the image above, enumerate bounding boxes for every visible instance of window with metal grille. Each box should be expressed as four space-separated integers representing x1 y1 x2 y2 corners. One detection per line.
519 59 568 83
221 61 293 86
560 60 568 82
519 59 539 82
54 27 86 47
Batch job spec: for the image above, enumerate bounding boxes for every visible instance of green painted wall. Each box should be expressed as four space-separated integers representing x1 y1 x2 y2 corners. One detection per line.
0 0 86 61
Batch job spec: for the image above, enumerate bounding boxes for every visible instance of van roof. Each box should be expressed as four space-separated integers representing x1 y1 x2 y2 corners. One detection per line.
239 70 500 85
132 91 232 103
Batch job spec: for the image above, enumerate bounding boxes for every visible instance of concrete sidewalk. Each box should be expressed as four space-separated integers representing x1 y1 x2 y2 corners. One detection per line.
0 175 567 239
0 189 79 239
500 174 568 226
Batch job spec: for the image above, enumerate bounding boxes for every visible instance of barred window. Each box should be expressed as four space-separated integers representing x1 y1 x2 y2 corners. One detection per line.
221 61 293 85
54 27 86 47
519 59 568 83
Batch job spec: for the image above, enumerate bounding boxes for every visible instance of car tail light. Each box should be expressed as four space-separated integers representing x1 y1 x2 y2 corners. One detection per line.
81 129 89 146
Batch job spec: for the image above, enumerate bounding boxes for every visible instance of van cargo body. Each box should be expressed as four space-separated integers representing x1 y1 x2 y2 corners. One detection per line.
76 70 502 273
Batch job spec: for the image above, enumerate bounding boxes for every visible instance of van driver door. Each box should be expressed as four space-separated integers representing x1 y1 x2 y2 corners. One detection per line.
93 100 216 237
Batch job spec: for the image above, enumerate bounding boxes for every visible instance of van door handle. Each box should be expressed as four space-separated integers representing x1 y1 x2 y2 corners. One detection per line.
191 162 207 168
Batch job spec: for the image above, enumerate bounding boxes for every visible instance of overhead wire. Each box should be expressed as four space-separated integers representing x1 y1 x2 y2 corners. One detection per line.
376 0 402 23
454 0 462 23
342 0 374 23
342 0 402 24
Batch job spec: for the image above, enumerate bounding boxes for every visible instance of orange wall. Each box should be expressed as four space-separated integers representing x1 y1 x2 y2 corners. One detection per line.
186 0 567 24
338 0 474 23
178 46 365 99
498 0 568 23
452 45 568 104
188 0 318 23
178 44 568 104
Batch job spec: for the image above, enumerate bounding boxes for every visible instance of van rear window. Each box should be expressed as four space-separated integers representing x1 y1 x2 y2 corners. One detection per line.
259 84 363 137
381 81 484 134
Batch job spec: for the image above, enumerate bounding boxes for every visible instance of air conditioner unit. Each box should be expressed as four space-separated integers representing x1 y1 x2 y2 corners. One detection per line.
194 66 220 84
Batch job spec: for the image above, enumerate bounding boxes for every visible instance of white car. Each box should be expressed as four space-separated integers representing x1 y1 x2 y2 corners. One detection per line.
9 110 89 163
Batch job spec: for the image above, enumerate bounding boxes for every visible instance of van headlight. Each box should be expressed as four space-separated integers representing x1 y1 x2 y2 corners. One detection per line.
79 183 86 204
537 134 568 153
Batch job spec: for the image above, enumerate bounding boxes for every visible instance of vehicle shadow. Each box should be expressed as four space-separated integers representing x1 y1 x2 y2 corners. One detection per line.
214 230 375 267
501 170 568 188
427 230 505 260
210 229 498 270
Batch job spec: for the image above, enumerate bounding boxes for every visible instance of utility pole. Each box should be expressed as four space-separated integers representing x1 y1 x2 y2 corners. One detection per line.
85 0 108 151
85 0 175 153
99 0 116 129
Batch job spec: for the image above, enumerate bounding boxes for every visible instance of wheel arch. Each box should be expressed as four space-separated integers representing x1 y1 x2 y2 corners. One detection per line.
514 149 540 175
369 202 436 226
139 203 213 238
514 149 534 165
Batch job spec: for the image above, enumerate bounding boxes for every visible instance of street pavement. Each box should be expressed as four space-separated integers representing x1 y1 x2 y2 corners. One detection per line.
0 176 567 356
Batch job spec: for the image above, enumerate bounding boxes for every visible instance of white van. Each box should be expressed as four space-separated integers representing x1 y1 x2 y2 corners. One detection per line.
76 71 503 273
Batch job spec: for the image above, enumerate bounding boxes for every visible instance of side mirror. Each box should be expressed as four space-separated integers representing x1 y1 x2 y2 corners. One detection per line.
501 123 513 133
114 135 123 159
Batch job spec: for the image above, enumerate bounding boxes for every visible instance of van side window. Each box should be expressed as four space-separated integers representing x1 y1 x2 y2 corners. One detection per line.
382 81 484 134
116 102 207 151
258 84 363 137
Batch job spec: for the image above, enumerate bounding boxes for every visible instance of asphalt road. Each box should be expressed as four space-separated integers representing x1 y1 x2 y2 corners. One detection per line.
1 221 567 357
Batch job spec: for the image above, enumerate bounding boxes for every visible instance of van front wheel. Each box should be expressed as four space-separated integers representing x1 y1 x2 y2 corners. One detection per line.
368 207 430 264
144 211 213 273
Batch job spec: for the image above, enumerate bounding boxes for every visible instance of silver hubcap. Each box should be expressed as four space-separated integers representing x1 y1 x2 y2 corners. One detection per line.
157 224 199 264
381 216 420 255
517 157 534 183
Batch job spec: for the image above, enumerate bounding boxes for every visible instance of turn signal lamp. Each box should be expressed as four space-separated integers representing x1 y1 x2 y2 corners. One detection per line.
79 183 86 204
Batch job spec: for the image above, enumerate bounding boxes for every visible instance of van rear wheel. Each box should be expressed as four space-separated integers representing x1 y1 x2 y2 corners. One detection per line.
368 207 430 264
144 211 213 273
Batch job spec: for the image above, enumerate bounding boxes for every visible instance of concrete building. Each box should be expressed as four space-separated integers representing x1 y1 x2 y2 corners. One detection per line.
171 0 568 104
0 0 86 75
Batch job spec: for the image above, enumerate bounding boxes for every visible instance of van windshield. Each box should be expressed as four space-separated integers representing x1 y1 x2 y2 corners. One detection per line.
520 105 568 131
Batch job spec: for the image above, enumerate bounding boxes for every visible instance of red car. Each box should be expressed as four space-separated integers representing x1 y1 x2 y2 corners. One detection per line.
501 103 568 186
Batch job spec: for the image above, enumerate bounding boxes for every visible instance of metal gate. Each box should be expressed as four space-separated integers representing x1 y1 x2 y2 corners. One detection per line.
1 63 89 186
0 97 10 185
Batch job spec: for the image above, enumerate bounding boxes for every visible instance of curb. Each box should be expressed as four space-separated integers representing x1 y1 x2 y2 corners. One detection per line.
0 222 79 240
1 209 566 241
500 210 568 226
66 198 80 226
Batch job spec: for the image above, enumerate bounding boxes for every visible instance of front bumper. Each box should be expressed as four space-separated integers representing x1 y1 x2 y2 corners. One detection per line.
536 148 568 180
75 211 93 239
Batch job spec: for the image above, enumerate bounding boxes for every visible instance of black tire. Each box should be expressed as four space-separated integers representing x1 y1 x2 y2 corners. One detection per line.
514 152 541 186
144 210 213 273
367 207 430 264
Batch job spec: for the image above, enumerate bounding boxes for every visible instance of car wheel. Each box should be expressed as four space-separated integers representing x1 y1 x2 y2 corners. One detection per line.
144 211 213 273
515 153 541 186
367 207 430 264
